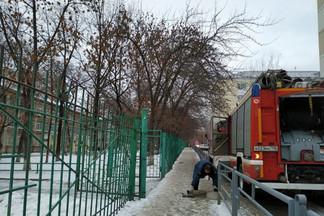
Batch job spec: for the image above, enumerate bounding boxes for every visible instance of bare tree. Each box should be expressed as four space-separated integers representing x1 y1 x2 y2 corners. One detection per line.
0 0 72 169
50 5 82 159
80 1 128 157
0 0 276 154
113 3 274 142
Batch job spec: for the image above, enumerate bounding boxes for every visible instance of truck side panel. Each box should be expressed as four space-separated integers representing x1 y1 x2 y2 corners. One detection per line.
244 97 251 157
231 112 237 155
258 90 281 180
237 105 245 151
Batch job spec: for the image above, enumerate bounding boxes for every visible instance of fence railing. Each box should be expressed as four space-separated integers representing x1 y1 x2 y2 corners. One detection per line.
143 130 186 179
192 145 209 160
217 161 320 216
0 43 186 215
192 145 320 215
0 70 139 215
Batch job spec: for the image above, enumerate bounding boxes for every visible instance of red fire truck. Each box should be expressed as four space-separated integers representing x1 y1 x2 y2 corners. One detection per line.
210 70 324 190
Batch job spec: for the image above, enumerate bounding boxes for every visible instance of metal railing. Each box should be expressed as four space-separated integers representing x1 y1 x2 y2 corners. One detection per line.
217 162 320 216
0 161 78 173
162 133 186 177
192 145 209 160
0 44 186 215
143 130 186 179
135 110 186 199
0 73 139 215
146 129 163 178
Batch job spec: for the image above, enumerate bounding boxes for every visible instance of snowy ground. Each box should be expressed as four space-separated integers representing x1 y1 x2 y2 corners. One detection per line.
116 148 231 216
0 147 262 215
0 153 93 215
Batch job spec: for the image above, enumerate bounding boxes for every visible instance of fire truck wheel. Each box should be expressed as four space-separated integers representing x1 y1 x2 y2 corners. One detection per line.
238 164 244 189
238 164 251 196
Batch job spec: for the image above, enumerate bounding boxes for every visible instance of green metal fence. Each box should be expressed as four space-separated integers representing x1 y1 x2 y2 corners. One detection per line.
162 133 187 178
0 45 186 215
135 111 187 199
146 129 162 178
0 70 140 215
140 129 186 180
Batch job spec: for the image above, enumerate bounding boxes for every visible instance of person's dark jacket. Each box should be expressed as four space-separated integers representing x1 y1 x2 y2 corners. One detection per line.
191 160 218 189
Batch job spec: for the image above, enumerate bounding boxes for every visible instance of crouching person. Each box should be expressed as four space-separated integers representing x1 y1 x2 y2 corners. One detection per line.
191 159 218 192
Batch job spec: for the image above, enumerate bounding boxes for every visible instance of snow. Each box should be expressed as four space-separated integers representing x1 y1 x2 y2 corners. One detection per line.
116 148 231 216
0 148 231 215
0 154 86 215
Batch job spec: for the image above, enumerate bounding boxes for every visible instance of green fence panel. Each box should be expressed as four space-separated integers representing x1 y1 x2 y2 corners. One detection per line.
160 132 167 178
0 69 138 215
146 129 162 178
163 133 186 175
0 45 188 215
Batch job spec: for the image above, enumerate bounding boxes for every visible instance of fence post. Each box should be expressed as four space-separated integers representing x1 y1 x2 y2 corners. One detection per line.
75 90 85 193
231 167 238 216
139 109 148 198
160 132 166 178
107 126 115 178
217 163 221 191
292 194 307 216
128 118 139 200
217 163 222 205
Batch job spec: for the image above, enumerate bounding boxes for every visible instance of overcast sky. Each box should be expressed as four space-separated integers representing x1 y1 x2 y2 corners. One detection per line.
124 0 320 71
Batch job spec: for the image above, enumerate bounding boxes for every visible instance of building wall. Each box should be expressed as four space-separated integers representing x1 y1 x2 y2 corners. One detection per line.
222 78 255 115
0 88 82 154
319 0 324 77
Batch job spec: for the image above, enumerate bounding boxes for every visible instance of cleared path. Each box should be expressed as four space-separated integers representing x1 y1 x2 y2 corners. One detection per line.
117 147 230 216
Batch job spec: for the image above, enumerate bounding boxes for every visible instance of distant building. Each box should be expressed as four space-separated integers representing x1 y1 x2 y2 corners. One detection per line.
319 0 324 77
0 88 83 154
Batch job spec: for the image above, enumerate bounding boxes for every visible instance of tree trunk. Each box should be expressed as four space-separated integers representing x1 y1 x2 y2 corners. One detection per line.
0 124 5 157
92 92 100 159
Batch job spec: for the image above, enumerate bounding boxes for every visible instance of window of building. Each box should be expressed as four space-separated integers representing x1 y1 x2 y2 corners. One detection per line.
36 122 42 131
6 136 13 146
237 83 246 90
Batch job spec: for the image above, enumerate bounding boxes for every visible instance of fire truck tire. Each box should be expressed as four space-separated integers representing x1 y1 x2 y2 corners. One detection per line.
238 164 251 196
238 164 244 188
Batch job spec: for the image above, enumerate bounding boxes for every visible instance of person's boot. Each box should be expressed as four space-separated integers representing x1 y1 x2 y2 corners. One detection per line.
187 189 199 195
192 190 200 195
187 188 198 194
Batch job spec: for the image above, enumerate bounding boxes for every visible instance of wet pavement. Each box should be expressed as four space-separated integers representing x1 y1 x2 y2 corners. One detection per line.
118 147 230 216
